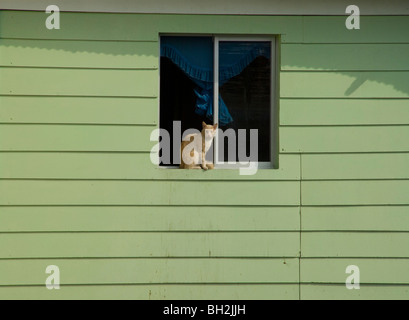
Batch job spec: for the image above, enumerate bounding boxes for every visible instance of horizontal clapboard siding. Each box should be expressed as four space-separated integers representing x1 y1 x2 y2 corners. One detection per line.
0 124 155 152
282 44 409 71
280 99 409 126
0 284 300 300
0 68 158 97
19 97 409 127
302 258 409 299
302 180 409 206
0 39 159 69
302 257 409 299
0 180 300 206
0 153 300 180
0 206 300 232
281 72 409 98
301 259 409 284
302 206 409 232
301 233 409 258
0 233 300 258
0 96 158 125
301 285 409 300
0 11 304 43
2 0 408 16
0 11 303 301
1 10 409 300
302 16 409 44
281 126 409 153
2 13 409 44
301 154 409 180
0 258 299 285
292 15 409 300
0 11 161 41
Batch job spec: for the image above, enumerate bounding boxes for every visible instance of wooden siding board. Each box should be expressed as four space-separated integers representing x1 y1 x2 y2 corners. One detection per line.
2 13 409 44
301 258 409 284
281 44 409 71
301 154 409 180
0 39 159 69
156 15 303 43
1 10 409 300
301 232 409 258
0 11 161 41
281 72 409 99
302 206 409 232
0 96 158 125
2 0 409 16
281 126 409 153
0 125 155 152
0 11 304 43
0 180 300 206
0 284 300 300
280 99 409 126
0 258 299 285
0 232 301 258
303 16 409 44
301 284 409 300
0 153 300 180
0 206 301 232
302 181 409 206
0 68 158 97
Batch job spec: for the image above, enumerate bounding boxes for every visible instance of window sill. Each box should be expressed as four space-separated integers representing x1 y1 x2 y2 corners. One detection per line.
155 163 298 181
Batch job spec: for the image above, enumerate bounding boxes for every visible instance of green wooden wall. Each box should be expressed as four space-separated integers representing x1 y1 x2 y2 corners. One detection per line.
0 11 408 300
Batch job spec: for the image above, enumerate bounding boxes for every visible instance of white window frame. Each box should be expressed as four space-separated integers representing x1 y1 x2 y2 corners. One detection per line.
158 35 277 170
213 36 276 170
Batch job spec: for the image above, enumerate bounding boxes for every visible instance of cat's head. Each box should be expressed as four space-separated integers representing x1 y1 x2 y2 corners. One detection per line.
202 121 218 139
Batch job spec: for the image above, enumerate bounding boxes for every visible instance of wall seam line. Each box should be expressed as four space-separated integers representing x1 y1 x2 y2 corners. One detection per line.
299 153 303 300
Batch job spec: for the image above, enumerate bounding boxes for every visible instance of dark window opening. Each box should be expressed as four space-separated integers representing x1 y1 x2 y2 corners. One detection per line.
219 55 271 163
159 57 208 166
159 36 274 168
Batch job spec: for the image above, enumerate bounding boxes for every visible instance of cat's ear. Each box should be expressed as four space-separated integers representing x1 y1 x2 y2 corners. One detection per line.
213 123 218 130
202 121 207 129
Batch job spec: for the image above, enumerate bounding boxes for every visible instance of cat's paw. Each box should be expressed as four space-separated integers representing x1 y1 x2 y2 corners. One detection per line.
201 164 209 171
206 163 214 170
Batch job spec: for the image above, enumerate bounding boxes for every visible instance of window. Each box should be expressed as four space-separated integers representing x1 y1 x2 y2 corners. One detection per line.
159 36 277 169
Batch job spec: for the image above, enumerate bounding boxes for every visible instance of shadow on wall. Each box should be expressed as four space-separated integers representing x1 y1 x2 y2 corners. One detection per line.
0 39 159 69
0 11 409 97
281 42 409 98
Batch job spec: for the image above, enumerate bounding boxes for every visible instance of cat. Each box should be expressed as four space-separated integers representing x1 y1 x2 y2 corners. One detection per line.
180 122 218 170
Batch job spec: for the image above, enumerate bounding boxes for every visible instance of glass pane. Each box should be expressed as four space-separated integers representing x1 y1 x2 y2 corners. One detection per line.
218 41 271 163
160 36 214 167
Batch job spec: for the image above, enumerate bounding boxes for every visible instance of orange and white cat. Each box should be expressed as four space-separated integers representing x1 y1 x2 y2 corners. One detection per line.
180 122 218 170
